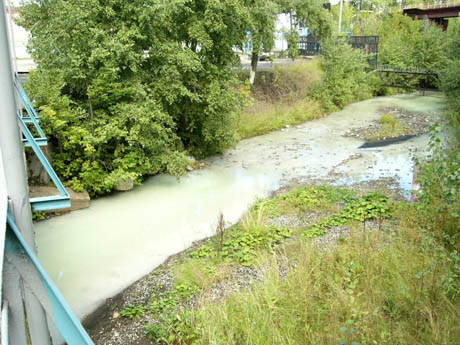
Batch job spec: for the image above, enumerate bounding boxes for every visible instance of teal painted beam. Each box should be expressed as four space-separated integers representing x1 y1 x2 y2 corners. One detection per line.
14 78 47 140
23 137 48 147
29 196 71 212
17 113 71 211
6 213 95 345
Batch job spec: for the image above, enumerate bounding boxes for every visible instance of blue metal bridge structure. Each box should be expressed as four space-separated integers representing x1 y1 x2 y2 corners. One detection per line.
0 2 94 344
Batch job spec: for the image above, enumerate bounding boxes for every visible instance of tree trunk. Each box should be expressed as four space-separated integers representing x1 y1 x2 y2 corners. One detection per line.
86 81 94 136
250 52 258 85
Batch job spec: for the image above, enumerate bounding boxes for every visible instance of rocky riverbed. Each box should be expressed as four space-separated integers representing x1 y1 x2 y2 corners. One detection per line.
342 105 435 141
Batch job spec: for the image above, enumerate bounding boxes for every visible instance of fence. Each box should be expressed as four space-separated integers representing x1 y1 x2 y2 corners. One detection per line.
298 36 379 69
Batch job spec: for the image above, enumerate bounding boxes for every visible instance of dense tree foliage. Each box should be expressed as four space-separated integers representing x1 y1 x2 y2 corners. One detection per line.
246 0 278 84
439 19 460 140
285 0 333 39
351 12 447 88
18 0 250 195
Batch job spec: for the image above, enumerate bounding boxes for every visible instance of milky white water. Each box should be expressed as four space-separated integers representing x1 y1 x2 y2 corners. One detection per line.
35 93 446 318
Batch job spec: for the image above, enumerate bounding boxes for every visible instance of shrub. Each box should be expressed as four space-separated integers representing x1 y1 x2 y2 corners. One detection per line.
355 12 447 90
310 39 378 111
439 19 460 142
416 125 460 250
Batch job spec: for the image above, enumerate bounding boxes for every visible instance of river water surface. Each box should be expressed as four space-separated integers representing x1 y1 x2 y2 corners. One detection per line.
35 93 445 318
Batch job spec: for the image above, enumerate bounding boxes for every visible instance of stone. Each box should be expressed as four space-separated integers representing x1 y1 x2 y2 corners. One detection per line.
27 146 52 184
115 178 134 192
29 186 90 211
186 165 194 172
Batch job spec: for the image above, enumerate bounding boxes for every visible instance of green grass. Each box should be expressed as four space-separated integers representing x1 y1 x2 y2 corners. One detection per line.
194 205 460 345
237 99 323 139
368 113 412 142
138 185 460 345
237 60 324 139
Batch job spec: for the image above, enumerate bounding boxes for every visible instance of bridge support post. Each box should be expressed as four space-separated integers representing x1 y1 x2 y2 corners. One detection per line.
0 2 51 344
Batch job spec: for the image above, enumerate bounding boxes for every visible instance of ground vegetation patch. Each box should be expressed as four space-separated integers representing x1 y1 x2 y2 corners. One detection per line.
87 182 432 345
343 106 435 142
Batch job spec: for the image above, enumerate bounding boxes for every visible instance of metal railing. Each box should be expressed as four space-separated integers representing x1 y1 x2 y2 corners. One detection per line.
298 35 379 69
14 76 47 146
1 148 94 345
403 0 460 10
378 64 438 75
5 212 95 345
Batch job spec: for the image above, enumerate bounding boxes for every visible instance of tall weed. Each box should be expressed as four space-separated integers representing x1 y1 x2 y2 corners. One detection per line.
196 222 460 345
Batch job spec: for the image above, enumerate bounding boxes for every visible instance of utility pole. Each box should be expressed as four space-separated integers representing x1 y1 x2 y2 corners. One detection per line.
338 0 344 33
0 2 51 344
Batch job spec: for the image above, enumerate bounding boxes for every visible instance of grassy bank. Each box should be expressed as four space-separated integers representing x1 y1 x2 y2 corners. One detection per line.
105 183 460 345
236 60 324 139
196 207 460 345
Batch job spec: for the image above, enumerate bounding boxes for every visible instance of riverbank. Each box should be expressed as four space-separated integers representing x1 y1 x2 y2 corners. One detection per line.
83 182 391 344
236 60 324 139
86 178 460 345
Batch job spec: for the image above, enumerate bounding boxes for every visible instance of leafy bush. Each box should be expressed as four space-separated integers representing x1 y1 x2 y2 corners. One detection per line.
310 39 378 111
439 19 460 141
416 126 460 249
354 12 448 89
285 29 300 61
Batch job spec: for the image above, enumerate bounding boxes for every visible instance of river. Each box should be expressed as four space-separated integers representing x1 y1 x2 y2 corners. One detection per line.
35 93 445 318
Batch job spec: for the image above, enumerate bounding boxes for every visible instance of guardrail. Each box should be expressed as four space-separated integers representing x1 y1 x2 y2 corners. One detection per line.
298 35 379 69
0 94 91 345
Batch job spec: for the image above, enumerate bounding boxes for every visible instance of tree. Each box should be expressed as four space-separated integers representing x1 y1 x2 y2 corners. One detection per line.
440 18 460 140
246 0 278 84
279 0 333 39
246 0 332 84
286 29 300 60
17 0 250 195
